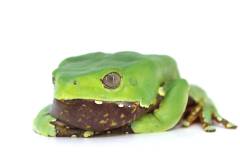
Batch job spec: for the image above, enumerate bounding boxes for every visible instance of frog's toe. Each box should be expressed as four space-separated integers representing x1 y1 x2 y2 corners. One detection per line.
199 111 216 132
203 125 216 132
213 113 237 129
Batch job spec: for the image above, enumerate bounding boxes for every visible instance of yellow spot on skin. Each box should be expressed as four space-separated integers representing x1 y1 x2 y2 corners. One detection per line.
192 111 196 115
226 123 234 128
78 118 82 122
196 106 201 112
103 113 109 118
158 87 165 96
118 104 124 107
99 120 108 124
216 117 223 122
94 100 103 104
182 120 190 127
83 131 94 138
120 114 125 119
110 121 117 127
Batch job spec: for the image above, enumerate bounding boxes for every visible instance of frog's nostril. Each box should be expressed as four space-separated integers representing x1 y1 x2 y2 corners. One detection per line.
73 80 77 85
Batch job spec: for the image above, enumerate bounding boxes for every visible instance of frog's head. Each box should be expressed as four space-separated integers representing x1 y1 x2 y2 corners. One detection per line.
52 52 161 108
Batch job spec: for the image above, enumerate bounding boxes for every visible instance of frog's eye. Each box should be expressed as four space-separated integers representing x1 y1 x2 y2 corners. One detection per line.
102 72 121 89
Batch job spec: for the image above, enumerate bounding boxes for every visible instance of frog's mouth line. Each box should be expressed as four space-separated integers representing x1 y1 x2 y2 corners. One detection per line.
49 96 162 132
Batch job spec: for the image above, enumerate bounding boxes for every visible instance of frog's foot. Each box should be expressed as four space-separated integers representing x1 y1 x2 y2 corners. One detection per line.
33 105 57 137
200 107 237 132
212 113 237 129
182 103 237 132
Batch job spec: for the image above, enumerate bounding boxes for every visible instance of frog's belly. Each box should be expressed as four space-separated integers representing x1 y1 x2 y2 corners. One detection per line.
50 97 161 132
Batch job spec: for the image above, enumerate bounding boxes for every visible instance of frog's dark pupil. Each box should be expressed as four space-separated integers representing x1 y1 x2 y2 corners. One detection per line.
102 72 121 89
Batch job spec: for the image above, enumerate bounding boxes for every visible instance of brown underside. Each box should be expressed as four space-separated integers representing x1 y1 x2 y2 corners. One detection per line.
51 120 134 137
49 96 198 137
49 96 237 137
50 96 163 132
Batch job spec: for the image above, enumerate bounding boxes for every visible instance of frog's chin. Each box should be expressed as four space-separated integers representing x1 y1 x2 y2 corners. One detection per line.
49 98 160 132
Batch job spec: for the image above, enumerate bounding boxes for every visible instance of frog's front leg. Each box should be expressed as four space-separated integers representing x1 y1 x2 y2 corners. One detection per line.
131 79 189 133
33 105 57 137
182 85 237 132
33 105 96 137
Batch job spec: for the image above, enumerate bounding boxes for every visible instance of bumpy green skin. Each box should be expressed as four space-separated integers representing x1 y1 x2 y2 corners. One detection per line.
33 51 236 136
53 52 179 107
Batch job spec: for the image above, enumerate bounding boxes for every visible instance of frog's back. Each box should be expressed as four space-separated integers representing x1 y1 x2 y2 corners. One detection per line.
59 51 177 68
59 51 147 67
56 51 179 81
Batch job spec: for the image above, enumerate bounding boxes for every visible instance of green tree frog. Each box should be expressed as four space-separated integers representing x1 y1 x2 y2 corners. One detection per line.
33 51 237 137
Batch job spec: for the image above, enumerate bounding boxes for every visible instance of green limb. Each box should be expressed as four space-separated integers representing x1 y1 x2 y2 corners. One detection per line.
33 105 57 137
189 85 237 132
213 112 237 129
200 106 216 132
131 79 189 133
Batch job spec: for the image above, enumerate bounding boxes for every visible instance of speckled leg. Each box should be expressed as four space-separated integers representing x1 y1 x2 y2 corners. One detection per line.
187 85 237 132
213 112 237 129
199 106 216 132
182 104 202 127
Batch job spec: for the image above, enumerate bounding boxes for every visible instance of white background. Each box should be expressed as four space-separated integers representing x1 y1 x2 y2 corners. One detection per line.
0 0 239 160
